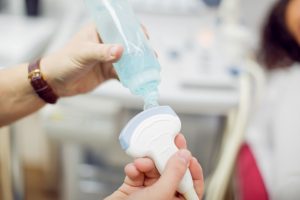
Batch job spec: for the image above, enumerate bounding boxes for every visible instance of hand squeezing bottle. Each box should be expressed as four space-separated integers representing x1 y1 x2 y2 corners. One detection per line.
85 0 198 199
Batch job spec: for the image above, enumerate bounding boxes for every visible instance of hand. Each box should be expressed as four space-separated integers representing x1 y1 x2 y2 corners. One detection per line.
40 24 124 97
106 134 204 200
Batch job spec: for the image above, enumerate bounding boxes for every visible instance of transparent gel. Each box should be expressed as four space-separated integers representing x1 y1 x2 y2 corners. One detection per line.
85 0 161 110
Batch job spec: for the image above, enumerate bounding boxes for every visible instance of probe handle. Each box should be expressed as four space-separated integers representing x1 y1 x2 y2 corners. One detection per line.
152 142 199 200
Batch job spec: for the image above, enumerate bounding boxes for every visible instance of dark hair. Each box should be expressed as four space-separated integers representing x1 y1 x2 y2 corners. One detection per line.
258 0 300 70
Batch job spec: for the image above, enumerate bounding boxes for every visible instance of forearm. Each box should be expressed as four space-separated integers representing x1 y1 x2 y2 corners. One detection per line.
0 63 45 126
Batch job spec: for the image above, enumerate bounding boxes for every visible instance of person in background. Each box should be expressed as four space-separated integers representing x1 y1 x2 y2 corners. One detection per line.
0 24 203 199
243 0 300 199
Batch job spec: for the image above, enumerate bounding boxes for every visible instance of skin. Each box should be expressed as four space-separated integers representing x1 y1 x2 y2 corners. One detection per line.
286 0 300 45
0 24 204 199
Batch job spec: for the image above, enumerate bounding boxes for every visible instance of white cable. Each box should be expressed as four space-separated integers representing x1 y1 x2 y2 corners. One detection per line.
206 70 252 200
244 59 266 110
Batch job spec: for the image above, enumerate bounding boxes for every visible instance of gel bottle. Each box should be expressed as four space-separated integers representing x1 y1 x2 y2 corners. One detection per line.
85 0 160 110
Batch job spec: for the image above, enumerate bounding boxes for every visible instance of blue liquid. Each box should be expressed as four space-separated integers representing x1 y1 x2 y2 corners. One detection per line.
85 0 161 109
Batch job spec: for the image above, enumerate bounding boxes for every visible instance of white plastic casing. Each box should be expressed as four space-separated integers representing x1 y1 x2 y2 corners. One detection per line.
119 106 198 200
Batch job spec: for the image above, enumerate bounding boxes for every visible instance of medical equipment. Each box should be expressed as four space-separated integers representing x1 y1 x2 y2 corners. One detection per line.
85 0 160 109
119 106 199 200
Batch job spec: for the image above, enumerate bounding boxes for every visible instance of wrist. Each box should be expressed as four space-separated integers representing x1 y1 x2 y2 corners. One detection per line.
16 64 42 103
39 56 60 96
28 59 59 104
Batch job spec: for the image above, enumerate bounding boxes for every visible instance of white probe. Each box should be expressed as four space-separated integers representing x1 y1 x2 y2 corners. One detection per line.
119 106 199 200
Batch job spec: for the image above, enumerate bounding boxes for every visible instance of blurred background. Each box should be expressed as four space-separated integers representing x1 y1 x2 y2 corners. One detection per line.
0 0 285 200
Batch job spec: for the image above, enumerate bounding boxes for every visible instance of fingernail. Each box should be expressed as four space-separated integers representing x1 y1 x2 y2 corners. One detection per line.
177 149 191 165
110 46 119 57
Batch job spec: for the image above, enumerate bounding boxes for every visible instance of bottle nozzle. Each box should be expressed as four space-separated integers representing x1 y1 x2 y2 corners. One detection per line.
143 91 159 110
144 101 159 110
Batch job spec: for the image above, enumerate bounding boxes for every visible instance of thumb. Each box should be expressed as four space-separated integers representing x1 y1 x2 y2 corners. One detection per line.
151 149 192 199
76 43 123 64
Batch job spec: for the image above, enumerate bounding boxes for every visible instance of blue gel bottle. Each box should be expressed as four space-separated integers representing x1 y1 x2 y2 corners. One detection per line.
85 0 161 110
